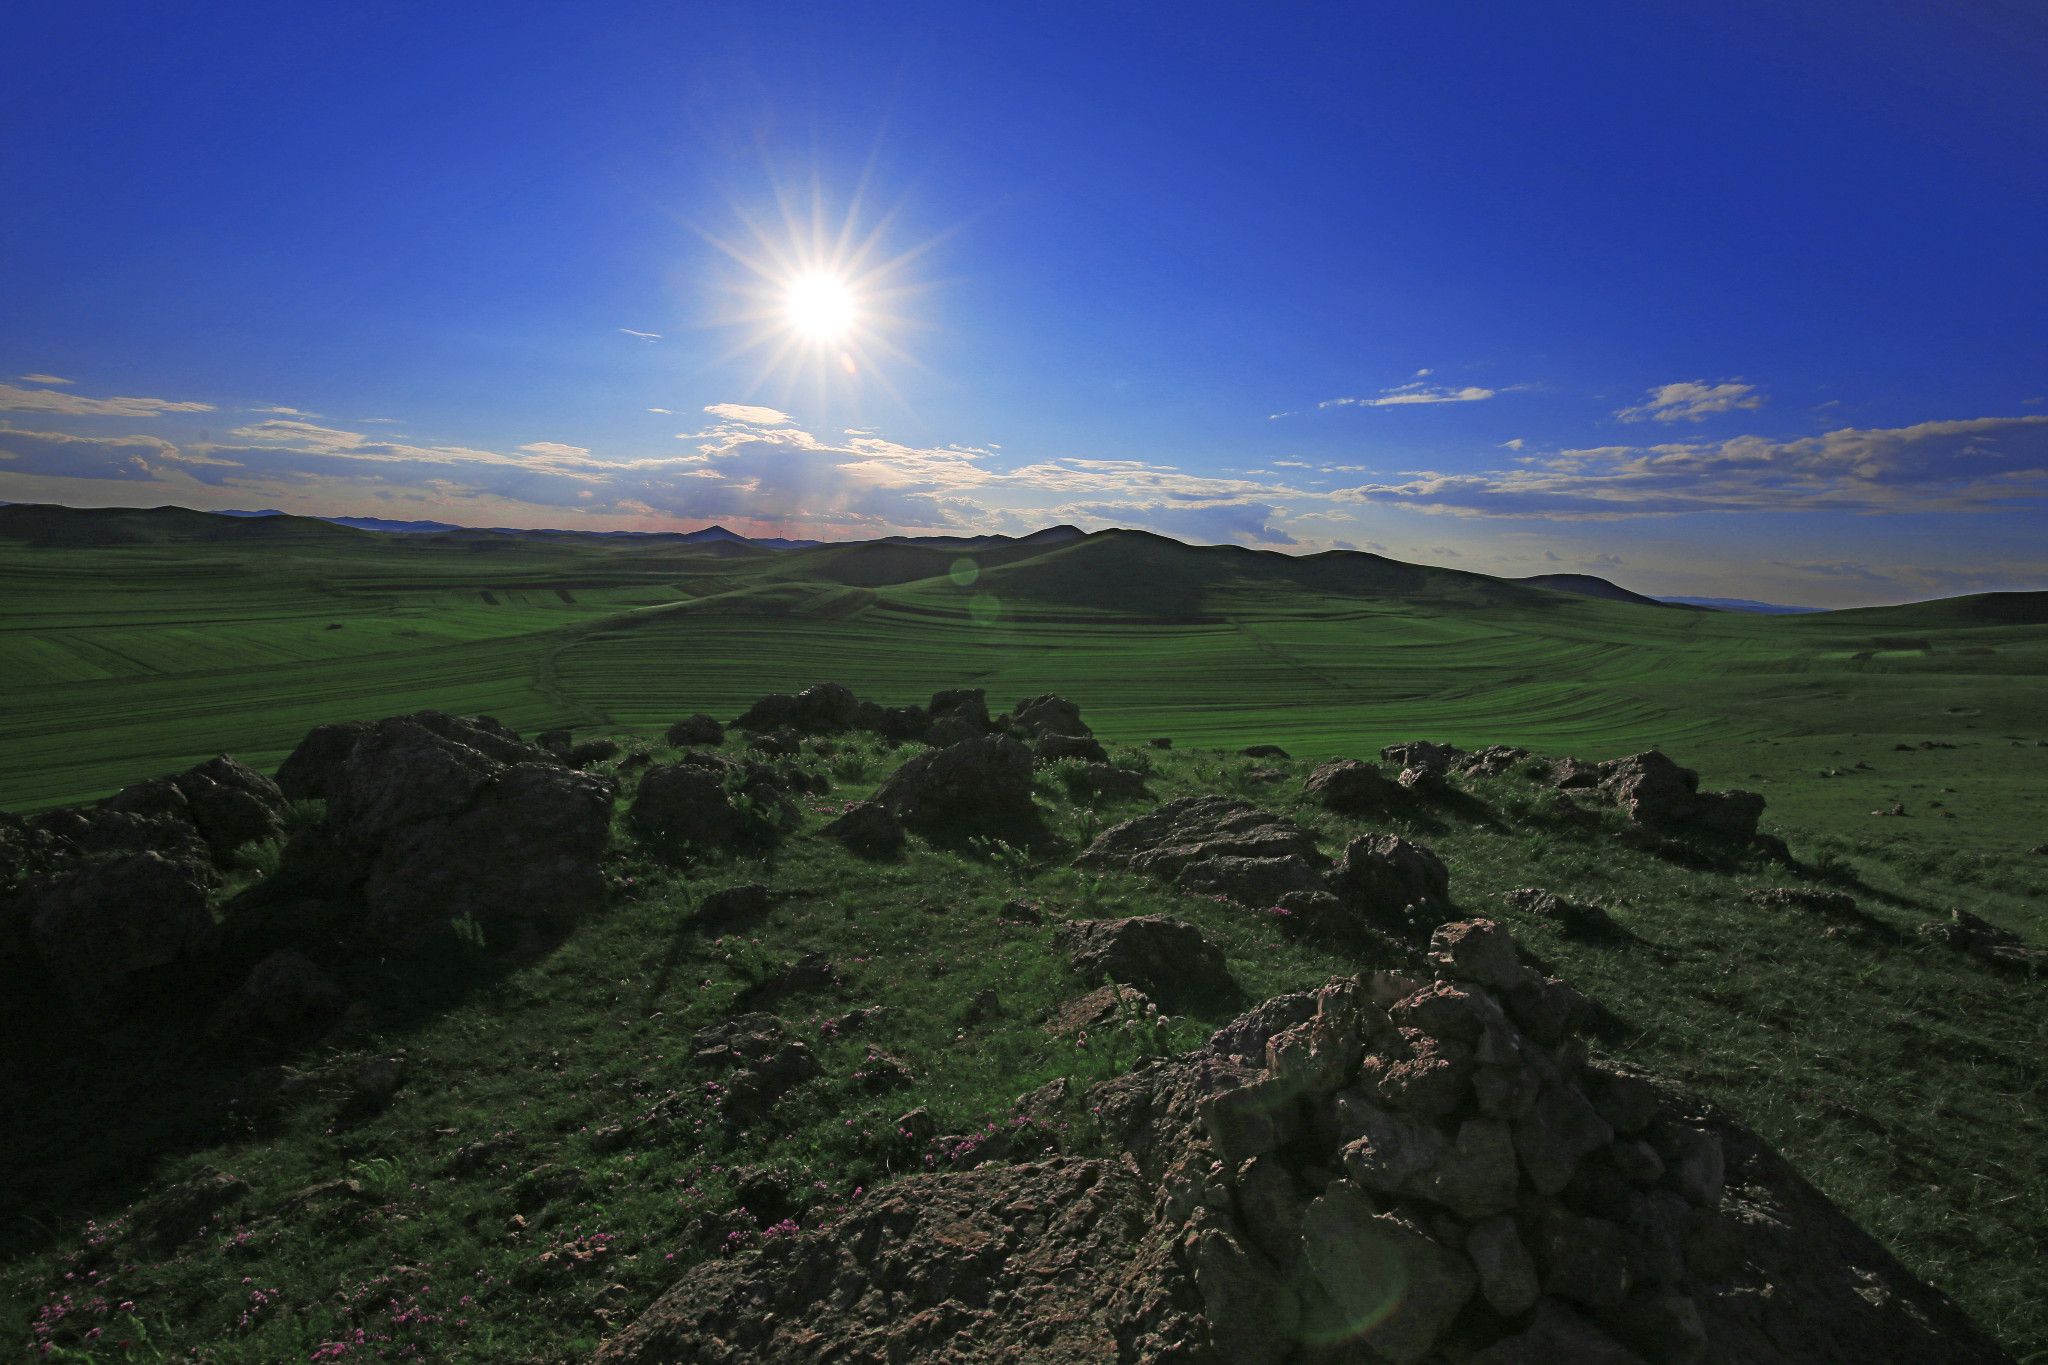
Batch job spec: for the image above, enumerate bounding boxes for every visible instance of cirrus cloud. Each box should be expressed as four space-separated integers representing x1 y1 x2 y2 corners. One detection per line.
1615 380 1765 423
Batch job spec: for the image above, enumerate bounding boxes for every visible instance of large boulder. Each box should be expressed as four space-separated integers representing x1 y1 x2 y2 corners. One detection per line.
629 753 799 853
1076 796 1326 905
23 849 215 1002
1598 751 1766 842
1056 915 1234 1006
872 735 1037 841
1012 693 1091 738
232 712 615 947
1330 833 1453 940
663 713 724 748
1303 759 1399 815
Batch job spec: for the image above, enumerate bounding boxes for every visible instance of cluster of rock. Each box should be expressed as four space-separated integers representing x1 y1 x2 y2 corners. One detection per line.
234 711 616 952
600 916 2007 1363
1076 795 1452 952
1548 750 1774 851
1 755 287 1008
1917 908 2046 972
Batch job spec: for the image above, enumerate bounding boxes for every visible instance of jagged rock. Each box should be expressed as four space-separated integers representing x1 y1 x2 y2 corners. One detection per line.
1039 731 1110 764
24 849 215 1002
630 755 794 851
1505 885 1620 935
1599 751 1766 842
1467 1214 1541 1316
1046 982 1154 1038
1514 1078 1615 1194
1381 739 1465 774
1457 744 1531 777
1330 833 1452 940
1303 758 1399 814
231 713 614 948
1076 795 1324 905
926 687 991 733
1427 918 1535 993
664 714 725 747
1058 915 1233 1006
594 1159 1153 1363
1012 693 1091 738
1300 1190 1475 1362
821 799 906 858
873 735 1038 840
107 755 287 864
1917 908 2046 971
1062 762 1150 802
690 1014 820 1118
1746 885 1859 916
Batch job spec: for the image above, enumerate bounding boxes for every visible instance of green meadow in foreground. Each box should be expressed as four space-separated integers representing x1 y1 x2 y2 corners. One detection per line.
1 504 2043 1360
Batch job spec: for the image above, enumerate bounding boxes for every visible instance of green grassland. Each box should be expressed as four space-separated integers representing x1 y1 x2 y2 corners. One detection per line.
2 505 2045 1360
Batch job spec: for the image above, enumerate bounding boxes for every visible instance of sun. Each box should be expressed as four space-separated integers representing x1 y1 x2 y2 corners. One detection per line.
785 271 857 343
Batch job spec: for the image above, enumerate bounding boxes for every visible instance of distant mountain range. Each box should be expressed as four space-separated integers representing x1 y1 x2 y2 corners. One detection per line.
3 502 2031 621
214 509 823 550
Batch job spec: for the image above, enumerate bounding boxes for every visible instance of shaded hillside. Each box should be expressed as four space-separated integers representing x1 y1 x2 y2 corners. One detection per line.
1822 590 2048 628
1518 572 1680 609
0 503 370 548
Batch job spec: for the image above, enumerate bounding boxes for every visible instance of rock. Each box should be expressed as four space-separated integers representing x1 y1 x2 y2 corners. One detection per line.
107 754 287 864
1515 1077 1615 1194
694 882 771 932
564 739 620 768
1600 1290 1708 1363
25 850 215 1002
593 1159 1150 1364
1916 908 2047 971
1057 915 1233 1006
1652 1124 1725 1207
1746 885 1860 917
1600 751 1766 842
1239 743 1290 759
1012 693 1091 738
1505 885 1620 935
747 728 800 757
1299 1191 1475 1363
690 1014 820 1119
926 687 991 733
349 1053 407 1103
1533 1210 1633 1307
1038 732 1110 764
1334 1091 1446 1192
1076 795 1324 905
1380 739 1465 775
209 948 346 1041
1457 744 1531 778
1187 1220 1296 1365
1061 762 1150 802
1468 1300 1644 1364
872 735 1038 841
821 800 906 858
1330 833 1452 939
1467 1214 1541 1316
664 714 724 747
1148 736 1173 749
631 756 790 852
1424 1115 1520 1217
1231 1156 1308 1267
1045 982 1153 1038
1552 756 1606 789
1428 918 1535 992
1303 758 1400 814
274 719 375 800
362 760 614 939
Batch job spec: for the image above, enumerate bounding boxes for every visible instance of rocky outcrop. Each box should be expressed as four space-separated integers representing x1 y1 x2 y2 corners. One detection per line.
663 713 725 747
606 917 2006 1363
105 755 288 865
1918 909 2046 972
1057 915 1234 1006
1330 833 1453 940
821 800 907 858
1076 796 1325 906
1600 751 1766 843
630 753 800 854
1303 758 1400 815
1012 693 1091 739
872 735 1038 841
230 712 614 948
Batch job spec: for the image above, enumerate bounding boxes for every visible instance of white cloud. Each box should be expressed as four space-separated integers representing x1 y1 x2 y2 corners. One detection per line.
0 382 214 417
1414 367 1433 378
249 404 316 417
1500 438 1525 451
647 407 672 414
619 328 661 342
518 441 590 459
1615 380 1765 423
17 373 72 385
1335 414 2048 518
702 403 793 427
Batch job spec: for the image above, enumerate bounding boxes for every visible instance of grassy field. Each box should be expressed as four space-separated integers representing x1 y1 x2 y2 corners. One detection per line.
2 506 2045 1360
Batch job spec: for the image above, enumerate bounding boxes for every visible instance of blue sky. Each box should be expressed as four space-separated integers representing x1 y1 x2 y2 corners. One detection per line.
3 2 2044 606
